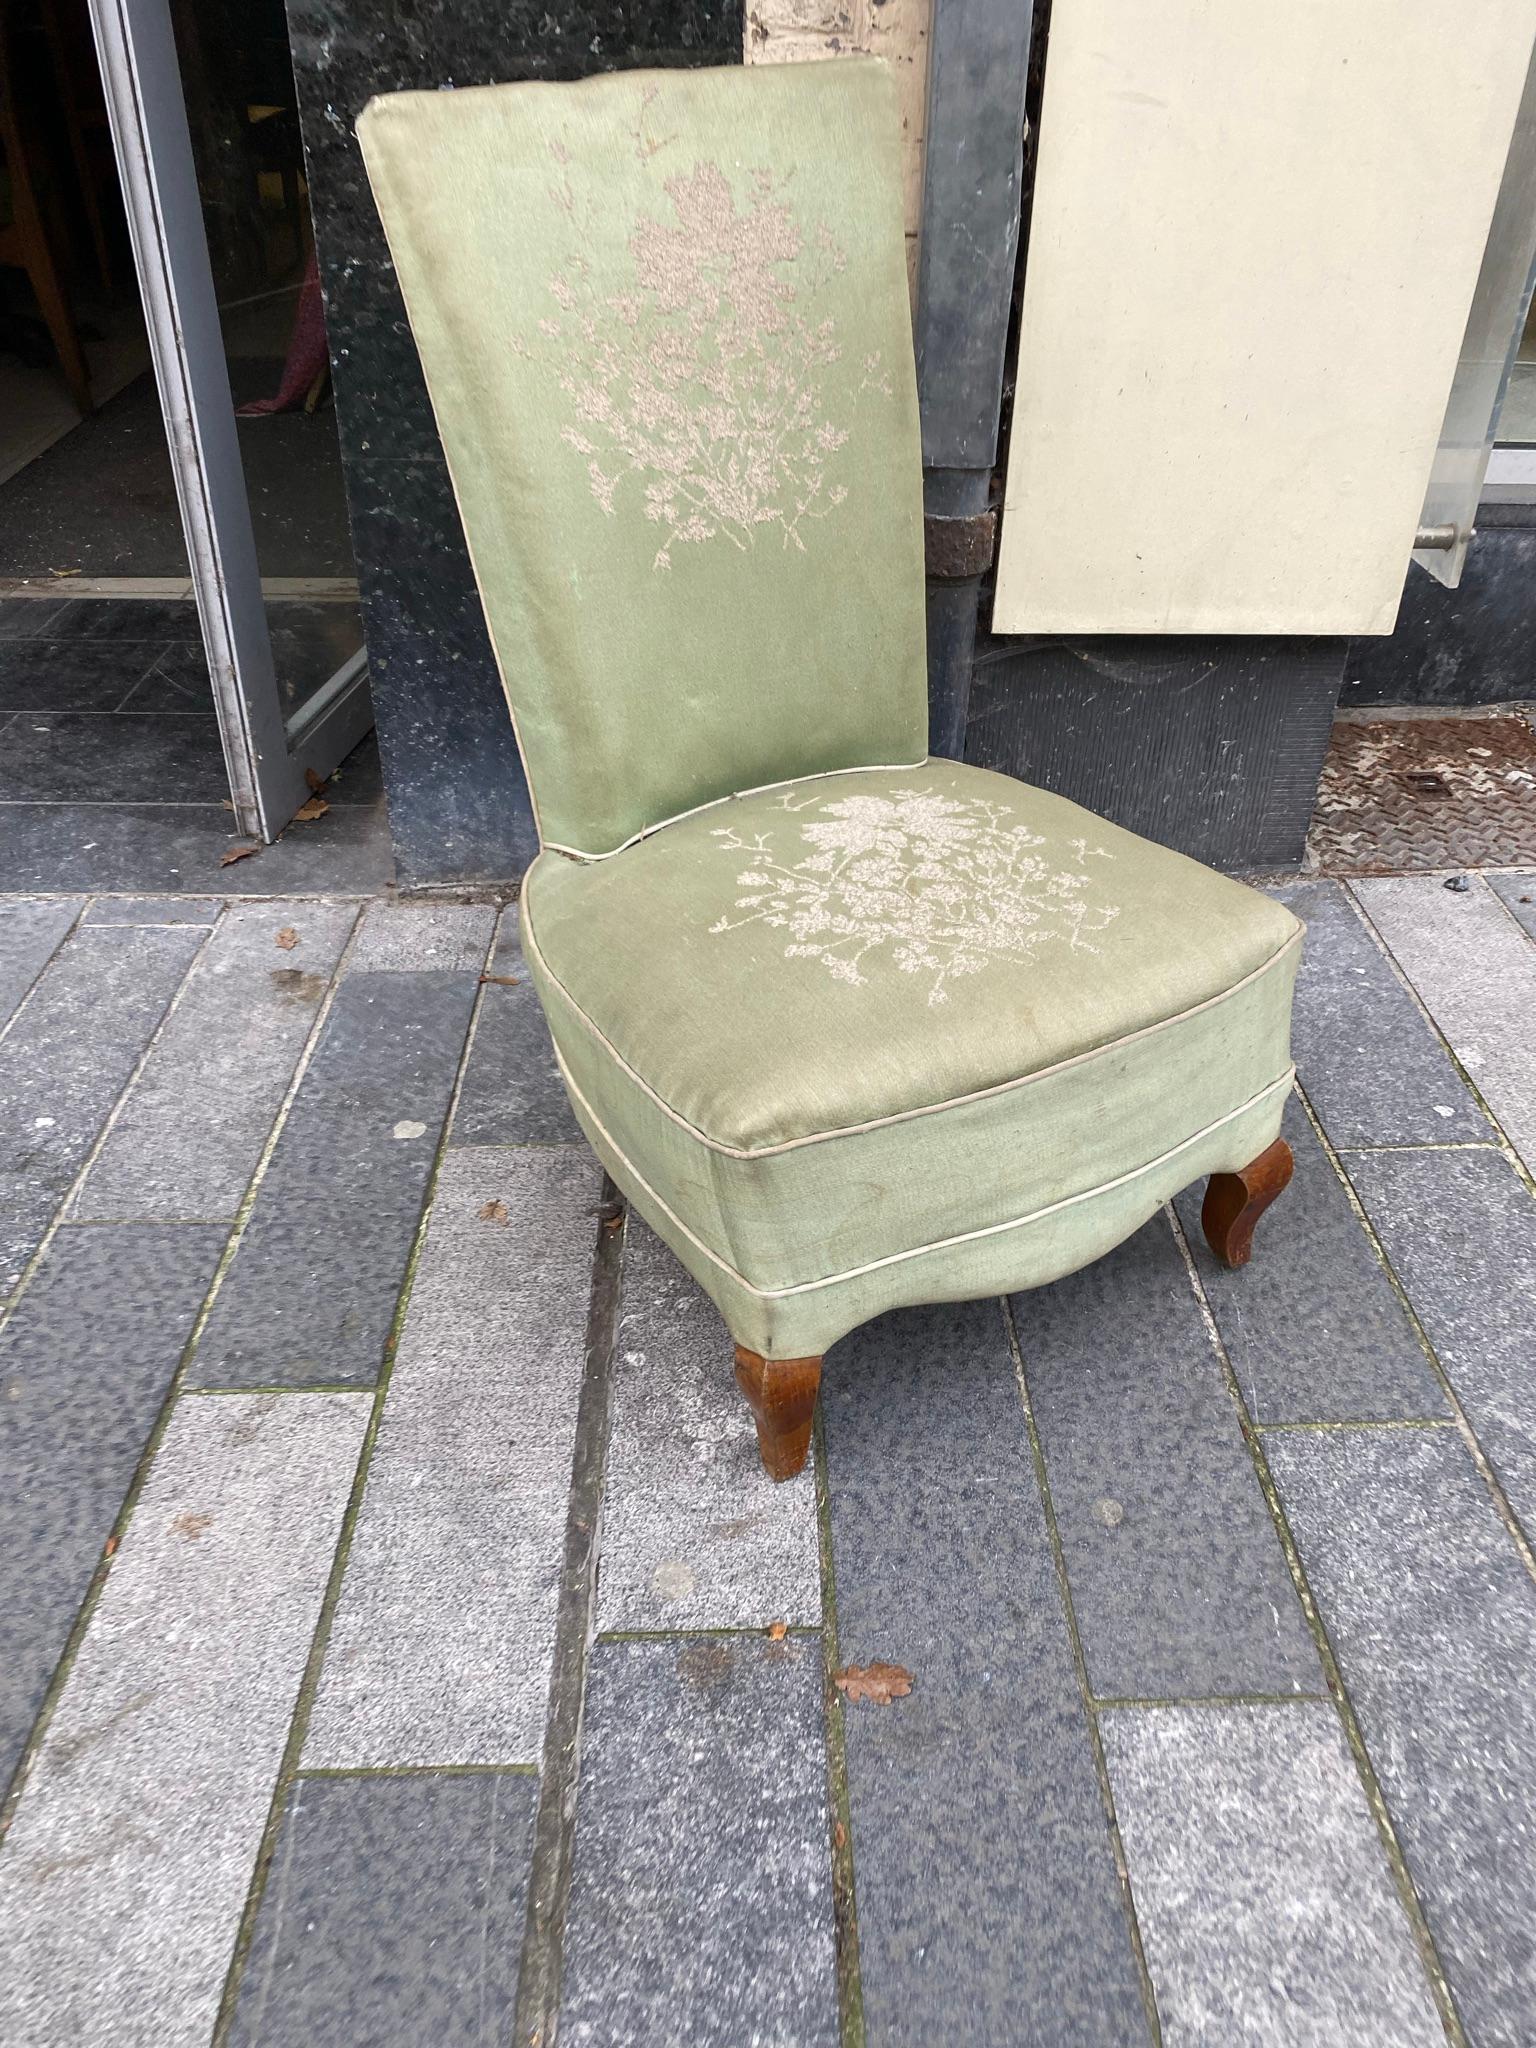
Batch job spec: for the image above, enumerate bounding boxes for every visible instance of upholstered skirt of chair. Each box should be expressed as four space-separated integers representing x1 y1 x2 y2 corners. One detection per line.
523 759 1301 1469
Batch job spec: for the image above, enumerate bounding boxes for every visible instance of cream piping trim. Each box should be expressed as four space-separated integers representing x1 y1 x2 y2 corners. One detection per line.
523 905 1303 1160
540 756 933 863
554 1050 1295 1299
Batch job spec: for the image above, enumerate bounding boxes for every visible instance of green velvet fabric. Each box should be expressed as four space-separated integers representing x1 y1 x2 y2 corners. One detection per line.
358 62 926 858
523 762 1301 1355
362 63 1305 1363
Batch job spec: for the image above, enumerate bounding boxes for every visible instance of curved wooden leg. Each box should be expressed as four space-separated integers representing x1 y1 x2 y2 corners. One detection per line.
733 1346 821 1482
1201 1137 1294 1269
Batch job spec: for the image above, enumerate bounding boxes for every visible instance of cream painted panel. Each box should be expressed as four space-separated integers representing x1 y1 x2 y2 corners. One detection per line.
994 0 1536 636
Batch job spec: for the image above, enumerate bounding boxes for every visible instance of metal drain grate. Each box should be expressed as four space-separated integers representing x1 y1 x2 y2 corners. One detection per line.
1307 712 1536 874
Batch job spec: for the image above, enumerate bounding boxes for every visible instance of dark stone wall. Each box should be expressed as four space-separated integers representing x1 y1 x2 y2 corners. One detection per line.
286 0 743 887
965 634 1346 872
1343 507 1536 707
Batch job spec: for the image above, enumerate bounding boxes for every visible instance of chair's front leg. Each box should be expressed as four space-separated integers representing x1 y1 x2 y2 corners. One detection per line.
1201 1136 1294 1268
733 1347 822 1482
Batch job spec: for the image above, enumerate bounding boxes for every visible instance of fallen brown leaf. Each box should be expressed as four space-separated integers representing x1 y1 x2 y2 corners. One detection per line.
171 1511 214 1540
479 1199 510 1224
833 1820 847 1851
833 1662 913 1706
292 794 329 822
479 973 520 986
275 927 299 951
304 766 327 793
220 843 260 867
103 1535 118 1558
766 1620 788 1641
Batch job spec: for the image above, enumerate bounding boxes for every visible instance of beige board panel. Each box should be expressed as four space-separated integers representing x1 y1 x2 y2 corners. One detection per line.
994 0 1536 636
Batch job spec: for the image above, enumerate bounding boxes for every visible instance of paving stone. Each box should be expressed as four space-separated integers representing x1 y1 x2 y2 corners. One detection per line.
1173 1096 1447 1424
1270 880 1486 1147
597 1222 819 1633
450 917 581 1146
73 901 358 1222
1268 1429 1536 2048
822 1298 1150 2046
304 1147 599 1766
1352 875 1536 1169
1488 870 1536 940
79 896 222 924
0 1222 227 1783
227 1770 536 2047
0 1390 370 2048
0 897 80 1028
1015 1217 1320 1701
191 970 479 1387
348 901 496 973
560 1636 838 2048
0 923 206 1292
1102 1703 1441 2047
1344 1145 1536 1535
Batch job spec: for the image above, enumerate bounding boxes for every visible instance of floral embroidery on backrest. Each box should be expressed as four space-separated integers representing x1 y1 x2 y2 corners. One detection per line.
532 152 892 571
708 790 1120 1006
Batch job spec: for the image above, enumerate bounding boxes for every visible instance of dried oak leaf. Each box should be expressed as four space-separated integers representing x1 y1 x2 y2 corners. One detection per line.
834 1662 913 1706
275 927 299 951
304 766 327 793
479 1199 510 1224
220 843 260 867
766 1620 789 1641
292 794 330 822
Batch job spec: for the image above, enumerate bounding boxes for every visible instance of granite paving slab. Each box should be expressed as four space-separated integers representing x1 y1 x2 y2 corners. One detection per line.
449 918 581 1146
597 1222 820 1633
1014 1217 1320 1701
1102 1704 1442 2047
190 969 478 1387
73 900 358 1222
0 922 206 1292
1172 1096 1447 1424
1269 1428 1536 2048
822 1298 1151 2046
347 901 496 973
0 1390 370 2048
1270 879 1486 1147
0 1222 227 1784
79 896 221 924
227 1770 536 2047
0 897 80 1029
559 1636 838 2048
1343 1145 1536 1536
1352 875 1536 1169
304 1147 600 1766
1488 870 1536 940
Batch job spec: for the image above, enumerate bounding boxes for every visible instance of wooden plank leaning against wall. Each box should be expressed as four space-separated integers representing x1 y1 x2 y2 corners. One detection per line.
744 0 932 296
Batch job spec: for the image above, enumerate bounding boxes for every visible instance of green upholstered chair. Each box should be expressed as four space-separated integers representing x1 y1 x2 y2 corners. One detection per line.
359 60 1301 1480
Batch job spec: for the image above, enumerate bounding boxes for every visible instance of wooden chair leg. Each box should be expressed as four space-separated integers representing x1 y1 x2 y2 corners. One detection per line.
1201 1137 1294 1269
733 1346 821 1482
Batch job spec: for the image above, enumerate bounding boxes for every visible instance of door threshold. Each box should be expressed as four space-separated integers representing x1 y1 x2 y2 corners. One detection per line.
0 576 361 602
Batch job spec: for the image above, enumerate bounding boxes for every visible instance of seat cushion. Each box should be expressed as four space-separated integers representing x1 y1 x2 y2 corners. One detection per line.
523 760 1301 1353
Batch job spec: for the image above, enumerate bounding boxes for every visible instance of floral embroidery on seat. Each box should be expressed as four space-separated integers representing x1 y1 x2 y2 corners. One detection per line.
708 789 1120 1006
532 154 892 571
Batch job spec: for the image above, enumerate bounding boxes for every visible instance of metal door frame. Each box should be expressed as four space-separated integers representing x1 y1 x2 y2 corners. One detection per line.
85 0 372 840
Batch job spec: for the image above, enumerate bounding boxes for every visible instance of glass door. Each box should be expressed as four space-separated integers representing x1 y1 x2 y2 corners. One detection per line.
84 0 370 839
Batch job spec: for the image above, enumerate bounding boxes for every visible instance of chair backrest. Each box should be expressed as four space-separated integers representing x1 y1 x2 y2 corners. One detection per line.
359 60 928 858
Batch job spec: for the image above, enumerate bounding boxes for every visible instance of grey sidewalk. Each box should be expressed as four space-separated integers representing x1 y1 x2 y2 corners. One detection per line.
1 870 1535 2046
